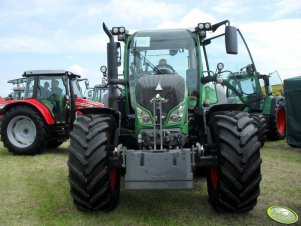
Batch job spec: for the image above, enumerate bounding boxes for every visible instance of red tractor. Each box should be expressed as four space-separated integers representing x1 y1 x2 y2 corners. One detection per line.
0 97 7 110
0 70 103 155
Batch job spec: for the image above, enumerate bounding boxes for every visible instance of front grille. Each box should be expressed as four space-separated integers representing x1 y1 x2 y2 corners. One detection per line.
135 74 185 115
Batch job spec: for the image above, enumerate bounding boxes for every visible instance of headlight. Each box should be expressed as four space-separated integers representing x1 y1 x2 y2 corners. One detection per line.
168 104 184 125
0 104 5 109
112 27 119 34
137 107 152 125
198 23 204 30
100 65 107 73
119 27 125 33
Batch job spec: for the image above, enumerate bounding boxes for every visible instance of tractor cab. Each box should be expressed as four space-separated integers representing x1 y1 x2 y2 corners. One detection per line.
128 29 194 140
23 70 81 122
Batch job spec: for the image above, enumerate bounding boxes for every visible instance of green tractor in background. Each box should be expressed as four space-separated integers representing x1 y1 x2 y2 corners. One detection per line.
86 80 109 107
225 69 285 143
68 20 263 212
259 71 286 140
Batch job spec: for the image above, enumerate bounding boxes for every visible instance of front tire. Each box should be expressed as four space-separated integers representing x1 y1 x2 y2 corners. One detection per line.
68 114 120 211
1 106 47 155
207 111 262 212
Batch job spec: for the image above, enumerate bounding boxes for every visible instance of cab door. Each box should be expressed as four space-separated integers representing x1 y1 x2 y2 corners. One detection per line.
37 76 68 122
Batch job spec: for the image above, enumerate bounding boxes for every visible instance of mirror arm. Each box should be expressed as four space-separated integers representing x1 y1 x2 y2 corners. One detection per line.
237 29 256 71
211 20 229 32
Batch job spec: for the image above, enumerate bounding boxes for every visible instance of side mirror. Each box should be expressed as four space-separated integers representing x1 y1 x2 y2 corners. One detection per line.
225 26 238 54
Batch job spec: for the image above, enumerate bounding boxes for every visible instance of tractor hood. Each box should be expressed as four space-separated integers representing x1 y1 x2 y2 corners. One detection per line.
75 98 104 110
135 74 185 114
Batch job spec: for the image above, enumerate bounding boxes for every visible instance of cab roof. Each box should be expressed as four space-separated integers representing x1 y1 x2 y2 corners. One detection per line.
22 70 81 78
8 78 27 85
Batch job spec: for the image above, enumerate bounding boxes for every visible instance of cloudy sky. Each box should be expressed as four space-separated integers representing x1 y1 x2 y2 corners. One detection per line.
0 0 301 96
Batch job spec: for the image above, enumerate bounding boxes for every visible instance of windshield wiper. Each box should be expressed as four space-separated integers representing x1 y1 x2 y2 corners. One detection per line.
132 49 161 74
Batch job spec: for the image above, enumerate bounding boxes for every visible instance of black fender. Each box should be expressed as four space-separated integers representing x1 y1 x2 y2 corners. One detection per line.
208 103 244 114
193 104 245 146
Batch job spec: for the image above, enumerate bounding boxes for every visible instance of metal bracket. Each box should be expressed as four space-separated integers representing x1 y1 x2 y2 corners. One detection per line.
191 142 204 167
150 94 168 151
113 144 126 168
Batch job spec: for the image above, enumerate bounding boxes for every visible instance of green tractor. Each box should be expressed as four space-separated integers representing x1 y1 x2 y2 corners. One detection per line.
225 69 285 142
86 83 109 106
259 71 286 140
85 71 110 105
68 20 262 212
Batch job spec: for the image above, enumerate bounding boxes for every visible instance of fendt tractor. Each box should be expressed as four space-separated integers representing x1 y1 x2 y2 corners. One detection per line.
0 70 103 155
68 20 262 212
259 71 286 140
87 84 109 106
225 70 285 144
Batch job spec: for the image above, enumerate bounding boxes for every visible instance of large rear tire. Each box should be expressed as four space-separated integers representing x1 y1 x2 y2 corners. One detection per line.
1 106 47 155
207 111 262 212
68 114 120 211
267 98 286 140
250 113 268 147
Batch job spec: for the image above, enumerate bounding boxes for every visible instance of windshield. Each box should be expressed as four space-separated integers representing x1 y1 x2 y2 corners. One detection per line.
203 30 256 103
128 29 197 105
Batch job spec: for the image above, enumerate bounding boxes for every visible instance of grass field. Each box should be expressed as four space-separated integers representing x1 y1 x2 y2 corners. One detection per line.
0 140 300 226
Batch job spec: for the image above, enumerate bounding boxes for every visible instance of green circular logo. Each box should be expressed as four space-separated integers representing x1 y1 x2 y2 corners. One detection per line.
267 206 298 224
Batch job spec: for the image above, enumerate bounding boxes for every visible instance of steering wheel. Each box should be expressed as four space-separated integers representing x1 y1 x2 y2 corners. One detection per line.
154 64 175 74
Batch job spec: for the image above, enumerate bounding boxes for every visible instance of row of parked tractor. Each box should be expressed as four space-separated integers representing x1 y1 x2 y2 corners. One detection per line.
0 68 285 153
0 20 288 213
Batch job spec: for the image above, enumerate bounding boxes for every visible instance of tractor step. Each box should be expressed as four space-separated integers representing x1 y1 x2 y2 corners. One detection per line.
124 148 193 190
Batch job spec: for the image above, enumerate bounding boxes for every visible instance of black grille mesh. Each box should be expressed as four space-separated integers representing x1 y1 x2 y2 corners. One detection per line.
135 74 185 114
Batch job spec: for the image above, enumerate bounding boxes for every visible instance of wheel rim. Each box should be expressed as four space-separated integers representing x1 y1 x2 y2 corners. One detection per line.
277 107 286 134
7 115 37 148
109 168 117 190
210 168 218 189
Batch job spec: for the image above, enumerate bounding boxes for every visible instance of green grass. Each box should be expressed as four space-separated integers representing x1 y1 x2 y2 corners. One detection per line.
0 140 300 226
